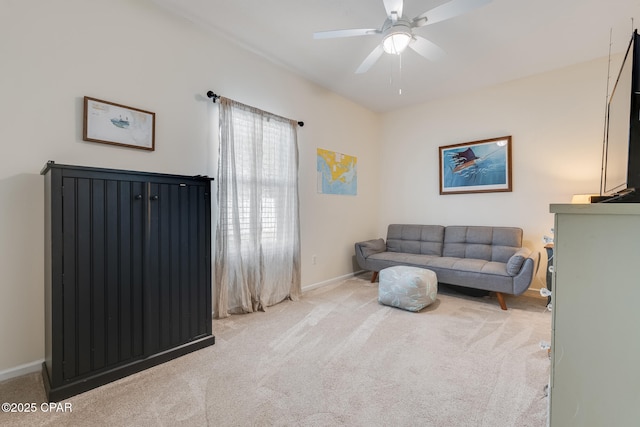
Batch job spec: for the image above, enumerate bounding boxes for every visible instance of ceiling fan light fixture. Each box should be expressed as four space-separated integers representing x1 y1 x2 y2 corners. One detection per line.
382 31 412 54
314 0 493 73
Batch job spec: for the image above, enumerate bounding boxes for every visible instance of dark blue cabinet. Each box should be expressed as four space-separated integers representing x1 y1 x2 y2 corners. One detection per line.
42 162 214 401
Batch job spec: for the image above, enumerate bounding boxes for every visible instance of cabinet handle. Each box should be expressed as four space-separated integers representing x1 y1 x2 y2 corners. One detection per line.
150 195 159 201
134 194 142 200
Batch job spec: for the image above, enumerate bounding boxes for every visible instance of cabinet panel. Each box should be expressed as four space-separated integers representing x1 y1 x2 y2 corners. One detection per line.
42 162 214 401
146 181 211 353
549 204 640 426
59 176 146 381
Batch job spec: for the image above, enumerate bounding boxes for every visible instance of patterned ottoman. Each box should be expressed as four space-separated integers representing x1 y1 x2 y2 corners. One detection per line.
378 266 438 312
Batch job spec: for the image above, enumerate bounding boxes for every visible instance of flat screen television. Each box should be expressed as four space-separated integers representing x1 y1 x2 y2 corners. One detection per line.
599 29 640 202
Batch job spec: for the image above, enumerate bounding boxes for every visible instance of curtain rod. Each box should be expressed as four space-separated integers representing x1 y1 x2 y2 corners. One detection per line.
207 91 304 127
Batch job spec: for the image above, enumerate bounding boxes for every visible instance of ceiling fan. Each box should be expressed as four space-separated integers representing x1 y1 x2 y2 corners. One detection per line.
313 0 492 73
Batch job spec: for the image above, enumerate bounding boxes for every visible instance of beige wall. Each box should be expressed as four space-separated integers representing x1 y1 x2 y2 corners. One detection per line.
379 55 613 288
0 0 381 375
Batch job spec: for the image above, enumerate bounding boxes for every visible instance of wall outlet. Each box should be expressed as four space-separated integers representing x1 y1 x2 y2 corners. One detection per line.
312 255 317 265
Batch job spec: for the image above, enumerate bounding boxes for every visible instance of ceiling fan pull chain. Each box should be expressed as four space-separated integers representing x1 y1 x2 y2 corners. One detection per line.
399 54 403 95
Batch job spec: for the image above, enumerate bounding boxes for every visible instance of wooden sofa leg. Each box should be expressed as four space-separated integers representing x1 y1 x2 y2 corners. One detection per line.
371 271 378 283
495 292 507 310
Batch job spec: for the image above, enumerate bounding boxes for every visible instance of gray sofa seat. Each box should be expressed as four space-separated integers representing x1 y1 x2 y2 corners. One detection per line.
355 224 537 310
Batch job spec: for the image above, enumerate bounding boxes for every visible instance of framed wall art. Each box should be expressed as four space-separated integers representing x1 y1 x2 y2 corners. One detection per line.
83 96 155 151
439 136 512 195
316 148 357 196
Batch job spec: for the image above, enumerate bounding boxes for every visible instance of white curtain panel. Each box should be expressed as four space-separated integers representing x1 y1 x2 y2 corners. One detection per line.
214 98 301 318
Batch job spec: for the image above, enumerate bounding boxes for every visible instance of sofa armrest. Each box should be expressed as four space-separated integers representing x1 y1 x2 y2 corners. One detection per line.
356 238 386 258
512 257 536 295
354 238 386 271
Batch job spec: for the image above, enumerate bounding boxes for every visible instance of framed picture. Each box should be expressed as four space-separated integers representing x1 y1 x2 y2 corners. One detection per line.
83 97 155 151
316 148 358 196
439 136 512 195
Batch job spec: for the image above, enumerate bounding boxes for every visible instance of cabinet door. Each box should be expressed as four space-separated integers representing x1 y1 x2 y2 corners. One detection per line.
60 176 146 381
145 180 211 355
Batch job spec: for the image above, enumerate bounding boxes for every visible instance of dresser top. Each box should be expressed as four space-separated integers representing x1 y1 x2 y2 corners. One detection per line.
550 203 640 215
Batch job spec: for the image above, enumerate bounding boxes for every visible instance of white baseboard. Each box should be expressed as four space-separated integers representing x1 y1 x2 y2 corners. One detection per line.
0 359 43 382
302 270 366 293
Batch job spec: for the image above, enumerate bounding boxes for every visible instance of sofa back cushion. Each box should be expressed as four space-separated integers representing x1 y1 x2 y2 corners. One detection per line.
386 224 445 256
443 226 523 262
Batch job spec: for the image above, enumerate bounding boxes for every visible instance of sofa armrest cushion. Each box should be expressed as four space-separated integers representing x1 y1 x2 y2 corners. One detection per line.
357 238 386 258
506 247 532 276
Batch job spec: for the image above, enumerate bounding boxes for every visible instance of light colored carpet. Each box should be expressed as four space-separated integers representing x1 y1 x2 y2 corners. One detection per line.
0 275 551 426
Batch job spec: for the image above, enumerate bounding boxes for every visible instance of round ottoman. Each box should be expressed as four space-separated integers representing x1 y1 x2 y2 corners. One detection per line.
378 266 438 312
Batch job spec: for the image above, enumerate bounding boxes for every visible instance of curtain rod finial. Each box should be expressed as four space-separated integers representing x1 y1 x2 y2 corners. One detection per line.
206 91 220 103
298 121 304 127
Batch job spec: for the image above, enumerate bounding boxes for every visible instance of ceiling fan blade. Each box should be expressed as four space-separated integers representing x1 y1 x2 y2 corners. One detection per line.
409 36 446 61
383 0 404 20
355 44 385 74
412 0 491 28
313 28 380 39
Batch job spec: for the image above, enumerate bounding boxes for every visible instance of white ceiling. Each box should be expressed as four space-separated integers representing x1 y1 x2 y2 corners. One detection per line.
152 0 640 113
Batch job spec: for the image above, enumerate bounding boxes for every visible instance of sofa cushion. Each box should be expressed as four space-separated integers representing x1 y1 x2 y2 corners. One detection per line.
506 247 532 276
386 224 444 256
425 257 509 276
368 252 438 267
443 226 522 262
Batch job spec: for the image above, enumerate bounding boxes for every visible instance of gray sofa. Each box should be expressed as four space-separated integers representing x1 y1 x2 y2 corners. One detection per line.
354 224 537 310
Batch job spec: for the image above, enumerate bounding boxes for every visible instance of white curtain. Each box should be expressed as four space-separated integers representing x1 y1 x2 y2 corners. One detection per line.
214 98 301 318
